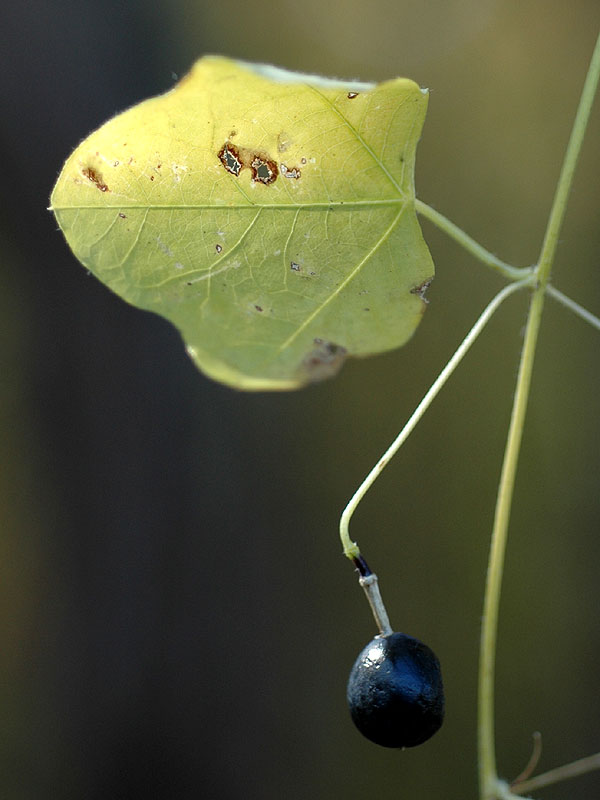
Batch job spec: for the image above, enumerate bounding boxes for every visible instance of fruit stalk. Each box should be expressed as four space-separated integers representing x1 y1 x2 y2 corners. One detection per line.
352 555 393 635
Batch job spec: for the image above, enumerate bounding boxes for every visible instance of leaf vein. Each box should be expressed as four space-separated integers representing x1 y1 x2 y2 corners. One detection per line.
275 202 408 353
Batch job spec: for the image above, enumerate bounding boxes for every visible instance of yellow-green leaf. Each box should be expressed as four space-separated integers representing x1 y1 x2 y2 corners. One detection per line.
50 56 434 390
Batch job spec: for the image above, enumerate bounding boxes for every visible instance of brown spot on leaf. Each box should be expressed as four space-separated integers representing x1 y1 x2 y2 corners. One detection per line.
250 156 278 185
290 262 301 272
301 338 348 383
217 142 278 184
218 142 243 176
81 166 109 192
254 305 263 312
215 244 223 253
347 91 359 99
118 212 127 219
411 277 433 303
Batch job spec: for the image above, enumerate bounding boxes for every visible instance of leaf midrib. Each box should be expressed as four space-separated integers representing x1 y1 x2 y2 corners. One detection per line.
51 198 407 211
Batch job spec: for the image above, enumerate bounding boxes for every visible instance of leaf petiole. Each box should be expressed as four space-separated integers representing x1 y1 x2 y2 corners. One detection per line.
414 199 534 281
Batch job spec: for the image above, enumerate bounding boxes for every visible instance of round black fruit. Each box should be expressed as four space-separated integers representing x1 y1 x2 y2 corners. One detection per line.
347 632 444 748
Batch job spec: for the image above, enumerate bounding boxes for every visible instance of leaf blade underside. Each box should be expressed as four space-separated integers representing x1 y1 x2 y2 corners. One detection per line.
51 56 434 390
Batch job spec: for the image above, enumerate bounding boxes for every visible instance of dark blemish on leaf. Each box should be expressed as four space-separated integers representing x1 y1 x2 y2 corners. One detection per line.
301 157 307 165
150 175 155 181
290 262 301 272
255 305 263 312
411 277 434 303
215 244 223 253
113 160 120 166
186 281 193 286
218 142 243 176
118 212 127 219
251 156 278 185
347 91 359 99
230 130 237 138
363 308 370 311
82 166 109 192
301 338 348 382
280 163 301 179
218 142 278 184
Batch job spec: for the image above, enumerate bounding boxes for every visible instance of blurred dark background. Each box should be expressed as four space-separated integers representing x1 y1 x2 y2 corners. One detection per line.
2 1 600 798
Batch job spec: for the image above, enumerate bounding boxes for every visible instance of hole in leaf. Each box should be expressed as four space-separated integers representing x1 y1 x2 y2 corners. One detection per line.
251 156 278 185
218 143 242 176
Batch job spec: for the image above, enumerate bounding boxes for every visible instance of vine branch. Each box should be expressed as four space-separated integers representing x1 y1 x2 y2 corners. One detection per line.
478 29 600 800
514 751 600 794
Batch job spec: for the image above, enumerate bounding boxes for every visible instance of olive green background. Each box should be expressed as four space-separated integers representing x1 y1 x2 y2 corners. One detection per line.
2 1 599 798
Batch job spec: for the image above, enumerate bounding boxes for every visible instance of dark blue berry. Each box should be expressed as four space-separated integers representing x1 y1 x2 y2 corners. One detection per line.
347 632 444 748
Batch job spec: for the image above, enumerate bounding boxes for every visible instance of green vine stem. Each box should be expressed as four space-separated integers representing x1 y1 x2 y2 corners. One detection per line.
478 29 600 800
